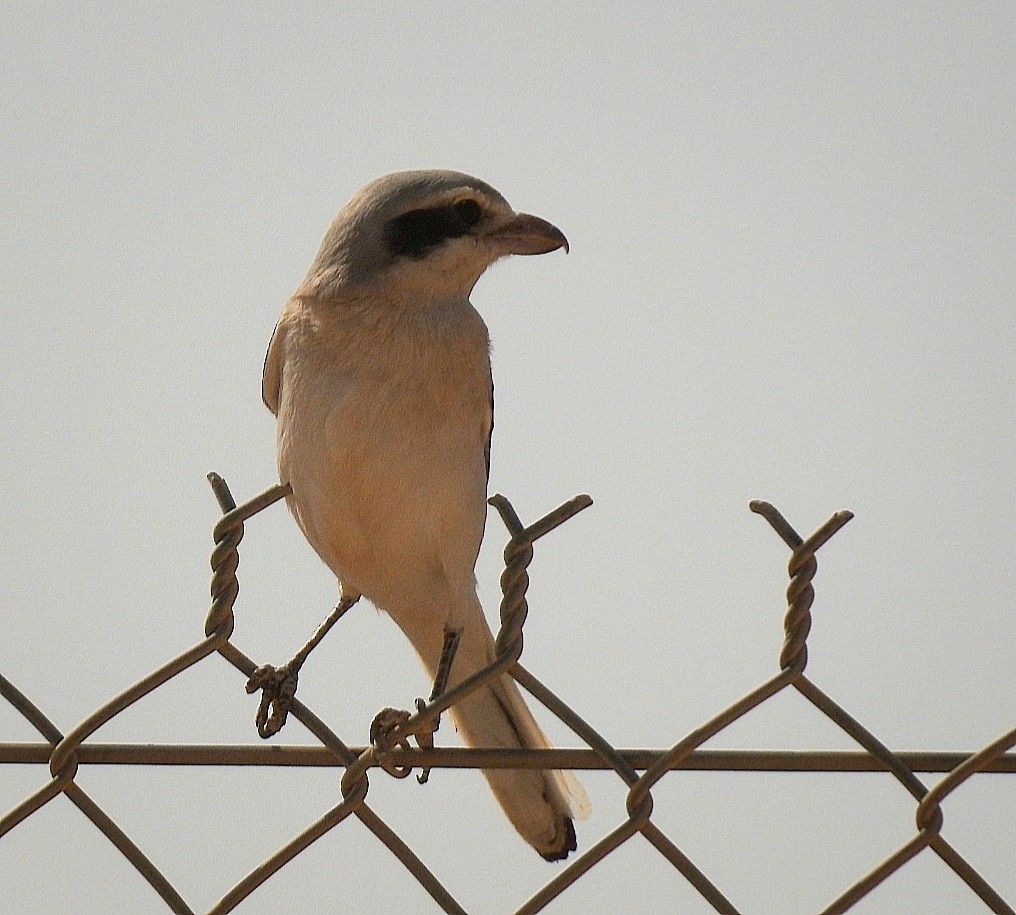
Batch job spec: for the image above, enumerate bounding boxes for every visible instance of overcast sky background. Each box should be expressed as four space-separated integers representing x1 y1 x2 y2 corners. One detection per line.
2 4 1014 914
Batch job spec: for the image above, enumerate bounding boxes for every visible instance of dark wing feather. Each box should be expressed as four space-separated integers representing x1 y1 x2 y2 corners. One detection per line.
485 370 494 483
262 320 286 415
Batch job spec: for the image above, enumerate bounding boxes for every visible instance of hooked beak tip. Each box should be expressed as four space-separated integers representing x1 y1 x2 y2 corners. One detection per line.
488 212 569 256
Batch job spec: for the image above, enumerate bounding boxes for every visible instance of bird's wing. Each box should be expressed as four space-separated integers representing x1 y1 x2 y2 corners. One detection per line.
485 369 494 483
262 319 287 415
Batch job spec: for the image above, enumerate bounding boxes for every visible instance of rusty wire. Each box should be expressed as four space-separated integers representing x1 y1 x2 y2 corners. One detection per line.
2 477 1014 915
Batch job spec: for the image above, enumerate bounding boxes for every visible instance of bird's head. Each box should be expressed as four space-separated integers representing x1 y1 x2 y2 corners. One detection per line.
298 170 568 301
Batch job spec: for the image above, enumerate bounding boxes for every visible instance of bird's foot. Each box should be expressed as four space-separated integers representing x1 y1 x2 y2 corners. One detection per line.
245 662 300 738
369 697 440 784
411 697 439 784
244 596 359 740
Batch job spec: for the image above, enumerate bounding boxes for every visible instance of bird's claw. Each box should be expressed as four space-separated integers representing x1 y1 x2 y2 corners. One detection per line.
369 698 441 783
412 697 438 784
370 706 415 779
246 663 299 739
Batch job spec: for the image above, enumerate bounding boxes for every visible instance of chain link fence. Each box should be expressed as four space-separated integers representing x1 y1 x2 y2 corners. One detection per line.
2 475 1014 914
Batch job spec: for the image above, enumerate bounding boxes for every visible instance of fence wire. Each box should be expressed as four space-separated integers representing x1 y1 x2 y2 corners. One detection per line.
2 475 1013 914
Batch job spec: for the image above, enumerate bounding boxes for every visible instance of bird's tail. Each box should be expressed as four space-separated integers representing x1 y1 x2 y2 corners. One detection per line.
423 607 590 861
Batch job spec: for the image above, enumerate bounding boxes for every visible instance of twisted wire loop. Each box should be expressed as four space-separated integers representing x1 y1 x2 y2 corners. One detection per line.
564 503 856 915
749 500 853 674
204 471 292 639
488 493 592 666
0 474 301 915
485 493 739 914
749 502 1015 915
483 493 663 915
360 493 593 795
3 483 1015 915
201 475 464 915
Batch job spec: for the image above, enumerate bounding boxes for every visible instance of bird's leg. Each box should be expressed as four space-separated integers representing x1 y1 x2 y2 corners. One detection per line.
371 624 462 784
246 593 360 738
415 625 462 783
429 625 462 703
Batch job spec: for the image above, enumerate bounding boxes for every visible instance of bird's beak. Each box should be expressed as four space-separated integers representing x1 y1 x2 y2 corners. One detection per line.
485 212 569 256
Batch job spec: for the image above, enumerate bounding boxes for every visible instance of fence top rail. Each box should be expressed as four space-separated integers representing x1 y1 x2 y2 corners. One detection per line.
3 743 1015 773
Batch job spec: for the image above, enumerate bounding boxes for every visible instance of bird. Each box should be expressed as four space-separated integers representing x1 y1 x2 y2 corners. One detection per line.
261 170 589 861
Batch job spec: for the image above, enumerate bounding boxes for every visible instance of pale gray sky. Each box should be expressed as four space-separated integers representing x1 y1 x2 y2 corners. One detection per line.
2 4 1014 914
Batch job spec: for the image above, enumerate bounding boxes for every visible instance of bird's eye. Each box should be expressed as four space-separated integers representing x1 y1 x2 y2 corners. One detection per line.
453 199 482 227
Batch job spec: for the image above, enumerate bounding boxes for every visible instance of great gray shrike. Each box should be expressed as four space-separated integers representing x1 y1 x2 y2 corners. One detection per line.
262 170 589 860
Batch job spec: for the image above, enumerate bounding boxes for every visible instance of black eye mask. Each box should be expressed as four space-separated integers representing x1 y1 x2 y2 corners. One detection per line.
385 200 484 259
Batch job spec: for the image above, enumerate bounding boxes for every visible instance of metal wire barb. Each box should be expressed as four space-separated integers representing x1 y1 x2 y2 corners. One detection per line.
2 478 1013 915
